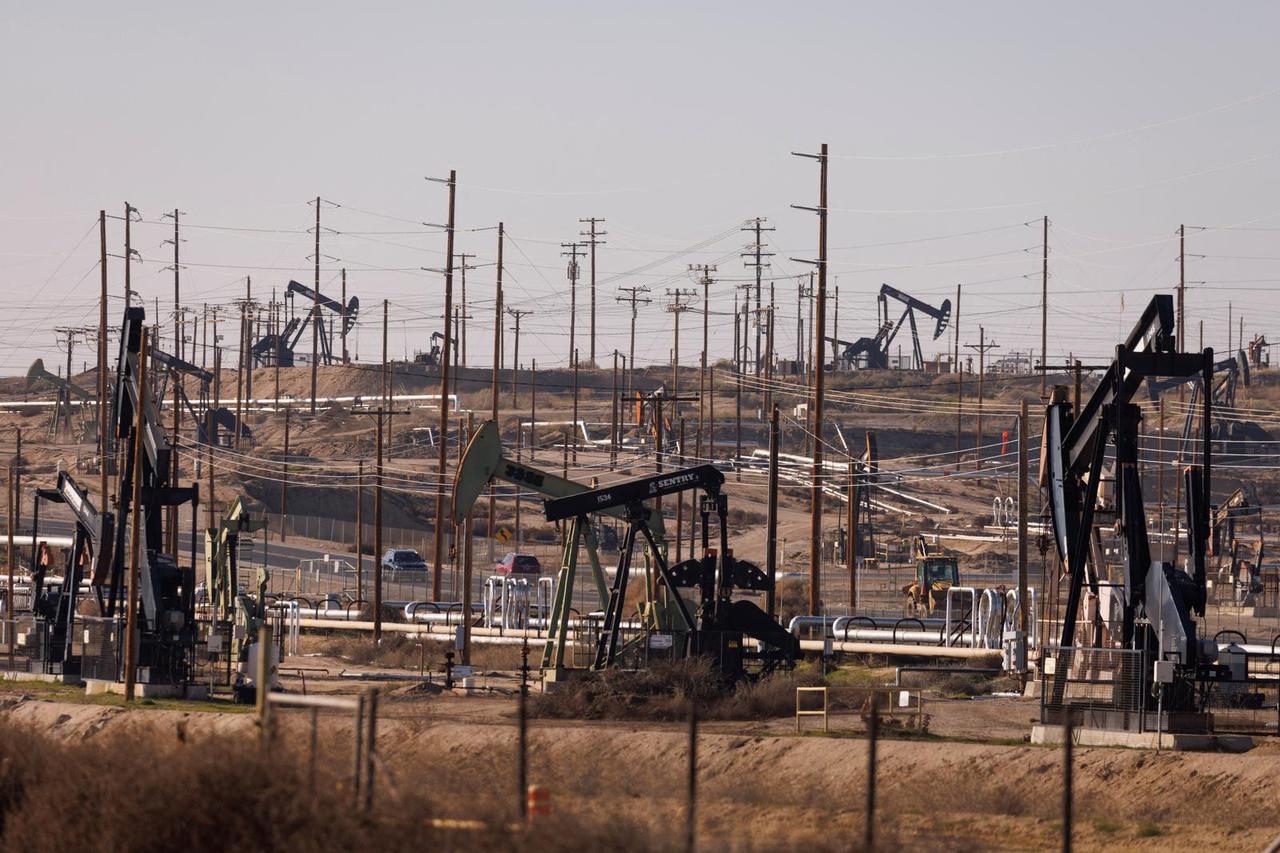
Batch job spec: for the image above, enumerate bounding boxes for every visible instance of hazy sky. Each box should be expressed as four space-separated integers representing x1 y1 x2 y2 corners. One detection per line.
4 2 1280 377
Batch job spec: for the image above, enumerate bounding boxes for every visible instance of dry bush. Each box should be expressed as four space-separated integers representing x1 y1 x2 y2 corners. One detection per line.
0 725 654 853
302 633 522 672
527 658 822 722
775 578 810 629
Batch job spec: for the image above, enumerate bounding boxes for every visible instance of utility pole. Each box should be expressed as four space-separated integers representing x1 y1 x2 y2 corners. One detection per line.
847 459 856 611
356 460 364 605
580 217 606 365
98 210 108 501
742 217 775 376
965 327 999 471
281 406 290 541
123 202 138 308
765 404 780 619
665 289 697 410
428 170 457 602
341 268 349 364
1178 224 1186 351
456 252 477 367
1017 399 1028 644
689 265 715 456
310 196 321 414
161 208 185 359
561 242 586 368
954 284 963 469
507 307 532 407
1040 215 1049 399
490 224 504 567
616 285 652 404
792 142 829 616
124 329 150 701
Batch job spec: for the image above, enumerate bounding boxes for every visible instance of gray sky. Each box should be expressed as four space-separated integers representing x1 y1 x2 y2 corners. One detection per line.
4 2 1280 377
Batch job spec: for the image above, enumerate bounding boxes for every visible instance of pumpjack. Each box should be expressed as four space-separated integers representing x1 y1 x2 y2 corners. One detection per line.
1042 294 1230 726
251 280 358 367
108 307 200 684
150 347 251 448
27 472 113 675
26 358 95 439
203 497 269 700
25 307 199 685
412 331 447 367
452 421 667 675
1147 349 1266 456
829 284 951 370
542 464 799 681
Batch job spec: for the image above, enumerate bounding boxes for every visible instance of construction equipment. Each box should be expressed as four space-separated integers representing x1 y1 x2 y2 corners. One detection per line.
27 472 114 675
1041 293 1228 722
412 331 447 367
902 535 959 617
26 358 94 439
252 280 358 367
203 497 268 699
452 421 666 674
542 464 799 681
830 284 951 370
150 348 251 448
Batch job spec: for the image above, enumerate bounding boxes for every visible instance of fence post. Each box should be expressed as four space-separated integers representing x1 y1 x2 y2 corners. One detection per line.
308 707 319 794
865 701 878 853
1062 709 1074 852
352 692 365 802
255 624 272 749
686 700 698 853
518 679 528 819
363 688 379 811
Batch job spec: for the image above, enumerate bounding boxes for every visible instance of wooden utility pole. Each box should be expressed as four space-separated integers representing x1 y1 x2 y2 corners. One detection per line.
6 463 14 664
793 142 829 616
310 196 321 414
506 307 531 407
611 351 619 470
124 330 150 701
1017 399 1028 642
954 284 963 468
356 460 364 605
665 289 697 409
847 460 856 611
281 406 290 541
98 210 109 501
764 286 775 416
965 327 999 471
742 217 774 376
616 285 651 404
123 202 137 308
690 265 715 455
456 253 476 367
571 349 580 463
489 224 504 566
580 217 606 365
561 242 586 368
430 169 457 602
341 268 349 363
1041 215 1049 399
1178 224 1186 351
765 404 780 619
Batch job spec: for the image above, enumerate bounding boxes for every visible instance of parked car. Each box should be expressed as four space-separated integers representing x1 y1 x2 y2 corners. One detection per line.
381 548 427 572
495 552 542 576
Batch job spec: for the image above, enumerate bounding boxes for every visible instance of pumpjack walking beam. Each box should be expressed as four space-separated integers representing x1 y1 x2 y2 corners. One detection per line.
878 284 952 370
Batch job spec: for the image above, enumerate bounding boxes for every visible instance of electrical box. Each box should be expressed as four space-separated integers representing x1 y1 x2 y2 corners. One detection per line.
1152 659 1175 684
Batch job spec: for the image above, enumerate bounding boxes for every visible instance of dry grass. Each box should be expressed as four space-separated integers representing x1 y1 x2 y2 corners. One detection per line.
301 633 524 672
527 658 824 721
0 725 652 853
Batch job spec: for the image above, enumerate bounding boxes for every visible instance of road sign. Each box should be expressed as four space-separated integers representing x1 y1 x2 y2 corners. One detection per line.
495 527 513 544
